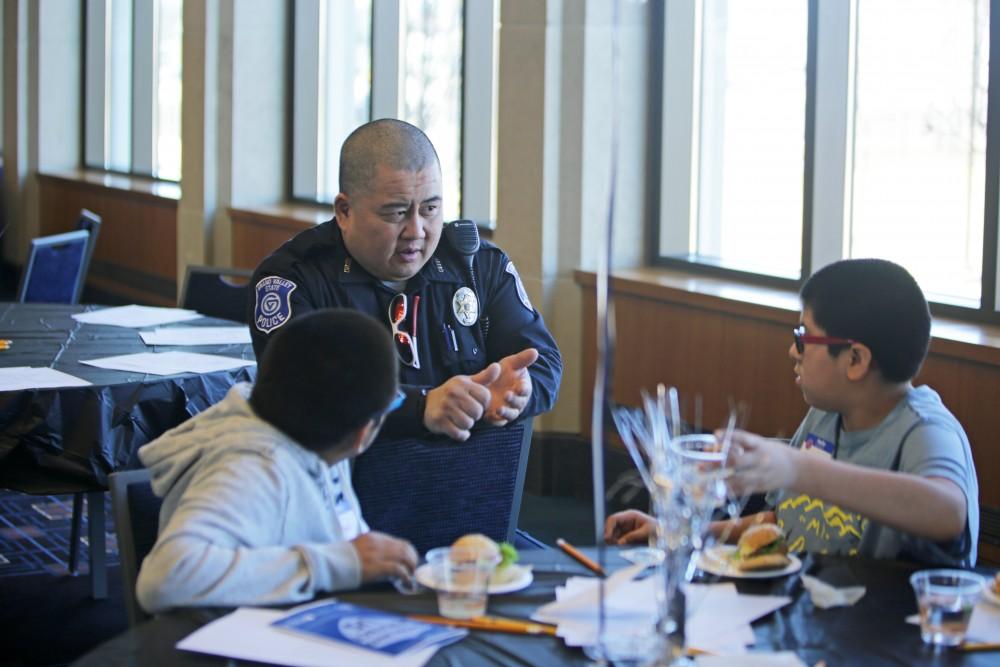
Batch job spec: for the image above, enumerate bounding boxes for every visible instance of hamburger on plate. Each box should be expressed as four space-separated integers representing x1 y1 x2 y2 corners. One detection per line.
451 533 521 585
733 523 791 572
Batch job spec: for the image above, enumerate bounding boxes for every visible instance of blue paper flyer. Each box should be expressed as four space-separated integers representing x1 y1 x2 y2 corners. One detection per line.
271 600 467 656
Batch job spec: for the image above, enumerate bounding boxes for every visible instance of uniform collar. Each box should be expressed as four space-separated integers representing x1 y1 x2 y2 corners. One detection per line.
329 218 467 287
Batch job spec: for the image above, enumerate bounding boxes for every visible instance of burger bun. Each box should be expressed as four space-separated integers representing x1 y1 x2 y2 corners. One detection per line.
737 523 785 559
737 552 792 572
451 533 502 565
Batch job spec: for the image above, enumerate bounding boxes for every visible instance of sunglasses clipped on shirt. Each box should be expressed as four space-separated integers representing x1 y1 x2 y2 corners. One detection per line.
389 293 421 369
792 325 856 355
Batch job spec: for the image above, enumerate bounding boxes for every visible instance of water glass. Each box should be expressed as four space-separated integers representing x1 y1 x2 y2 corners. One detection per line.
909 569 985 647
427 546 495 619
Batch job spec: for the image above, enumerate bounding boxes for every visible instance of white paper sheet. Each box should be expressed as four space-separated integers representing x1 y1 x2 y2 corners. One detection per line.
0 366 92 391
533 573 791 655
72 305 202 328
695 652 808 667
139 326 251 346
176 608 439 667
80 351 256 376
967 599 1000 643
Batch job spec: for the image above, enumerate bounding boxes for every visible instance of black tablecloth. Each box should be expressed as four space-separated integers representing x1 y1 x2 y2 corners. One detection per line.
0 302 256 488
72 548 998 666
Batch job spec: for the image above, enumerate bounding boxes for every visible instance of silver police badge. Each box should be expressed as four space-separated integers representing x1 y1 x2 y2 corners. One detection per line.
452 286 479 326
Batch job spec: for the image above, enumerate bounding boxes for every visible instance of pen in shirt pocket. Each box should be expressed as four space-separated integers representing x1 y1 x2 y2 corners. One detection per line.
442 323 458 352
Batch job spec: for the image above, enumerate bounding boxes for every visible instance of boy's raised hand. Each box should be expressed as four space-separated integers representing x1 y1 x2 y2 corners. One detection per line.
724 429 803 496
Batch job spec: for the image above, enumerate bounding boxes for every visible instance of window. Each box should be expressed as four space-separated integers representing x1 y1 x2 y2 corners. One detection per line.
292 0 498 224
655 0 997 317
849 0 988 307
399 1 464 220
84 0 184 181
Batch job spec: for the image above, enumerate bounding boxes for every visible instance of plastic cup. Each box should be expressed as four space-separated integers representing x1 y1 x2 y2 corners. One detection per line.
909 569 985 647
426 546 496 619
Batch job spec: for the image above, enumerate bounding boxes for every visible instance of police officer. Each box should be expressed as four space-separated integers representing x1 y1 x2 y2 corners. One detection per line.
249 119 562 442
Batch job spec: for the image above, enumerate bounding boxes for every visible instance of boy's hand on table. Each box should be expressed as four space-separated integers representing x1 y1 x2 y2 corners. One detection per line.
352 531 419 583
604 509 656 545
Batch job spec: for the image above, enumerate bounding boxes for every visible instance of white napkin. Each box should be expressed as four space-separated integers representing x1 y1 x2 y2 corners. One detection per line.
695 653 808 667
801 574 866 609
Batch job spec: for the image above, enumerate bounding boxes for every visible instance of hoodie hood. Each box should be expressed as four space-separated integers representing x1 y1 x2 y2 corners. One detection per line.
138 383 323 499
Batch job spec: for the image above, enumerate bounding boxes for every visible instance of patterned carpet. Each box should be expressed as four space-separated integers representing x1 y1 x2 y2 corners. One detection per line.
0 491 118 578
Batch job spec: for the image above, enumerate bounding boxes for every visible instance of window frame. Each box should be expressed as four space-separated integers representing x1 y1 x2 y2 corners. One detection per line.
651 0 1000 323
290 0 499 227
83 0 176 182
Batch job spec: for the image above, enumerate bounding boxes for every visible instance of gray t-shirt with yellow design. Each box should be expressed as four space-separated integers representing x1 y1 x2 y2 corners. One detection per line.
769 386 979 567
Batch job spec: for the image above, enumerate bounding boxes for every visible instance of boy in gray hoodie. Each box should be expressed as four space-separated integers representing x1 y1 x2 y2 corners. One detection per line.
136 309 418 613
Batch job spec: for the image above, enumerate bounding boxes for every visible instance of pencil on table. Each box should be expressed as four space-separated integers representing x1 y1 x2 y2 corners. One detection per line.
409 614 557 636
960 642 1000 652
556 538 606 577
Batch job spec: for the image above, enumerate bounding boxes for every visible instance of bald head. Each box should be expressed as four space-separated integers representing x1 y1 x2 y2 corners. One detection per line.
339 119 441 197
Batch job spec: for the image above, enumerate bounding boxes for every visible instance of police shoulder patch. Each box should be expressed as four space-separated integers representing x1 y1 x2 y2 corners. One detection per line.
254 276 297 334
505 261 533 312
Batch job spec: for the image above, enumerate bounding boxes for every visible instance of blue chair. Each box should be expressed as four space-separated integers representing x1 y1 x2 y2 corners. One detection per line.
109 469 161 627
17 230 90 304
10 227 99 595
352 422 533 555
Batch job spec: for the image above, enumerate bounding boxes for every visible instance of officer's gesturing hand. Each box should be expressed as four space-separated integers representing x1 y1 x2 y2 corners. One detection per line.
483 348 538 426
424 363 501 441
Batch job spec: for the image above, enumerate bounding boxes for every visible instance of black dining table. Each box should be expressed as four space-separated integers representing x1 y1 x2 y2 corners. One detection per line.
0 301 256 597
0 301 256 487
72 548 998 667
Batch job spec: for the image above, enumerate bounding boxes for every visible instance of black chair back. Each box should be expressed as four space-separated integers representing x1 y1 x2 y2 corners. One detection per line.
180 265 254 324
352 422 533 555
108 469 162 627
17 230 90 304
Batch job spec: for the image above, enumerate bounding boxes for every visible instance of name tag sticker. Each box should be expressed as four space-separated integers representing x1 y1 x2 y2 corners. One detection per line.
803 433 835 459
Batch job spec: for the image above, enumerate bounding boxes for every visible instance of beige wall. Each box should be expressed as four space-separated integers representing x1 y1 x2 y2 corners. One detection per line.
495 0 652 433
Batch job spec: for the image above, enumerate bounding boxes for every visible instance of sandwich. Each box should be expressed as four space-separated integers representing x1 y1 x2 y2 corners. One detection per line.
733 523 791 572
452 533 521 585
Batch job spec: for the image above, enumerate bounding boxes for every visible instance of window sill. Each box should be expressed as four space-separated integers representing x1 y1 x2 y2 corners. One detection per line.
574 267 1000 367
228 201 332 228
38 169 181 201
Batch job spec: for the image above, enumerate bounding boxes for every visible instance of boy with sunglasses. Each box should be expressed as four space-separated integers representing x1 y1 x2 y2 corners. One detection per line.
607 259 979 567
136 310 419 613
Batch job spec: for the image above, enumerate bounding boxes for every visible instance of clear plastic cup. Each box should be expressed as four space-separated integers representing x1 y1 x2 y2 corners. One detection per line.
909 569 985 647
426 546 496 619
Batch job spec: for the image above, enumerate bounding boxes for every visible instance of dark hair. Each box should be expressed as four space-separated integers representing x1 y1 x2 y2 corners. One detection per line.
250 310 398 451
800 258 930 383
339 118 440 196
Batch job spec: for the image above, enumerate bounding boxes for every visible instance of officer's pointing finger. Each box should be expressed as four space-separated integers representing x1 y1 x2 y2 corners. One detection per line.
470 362 501 386
505 348 539 371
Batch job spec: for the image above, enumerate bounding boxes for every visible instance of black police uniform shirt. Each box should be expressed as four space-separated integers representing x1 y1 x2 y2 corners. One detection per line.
248 219 562 438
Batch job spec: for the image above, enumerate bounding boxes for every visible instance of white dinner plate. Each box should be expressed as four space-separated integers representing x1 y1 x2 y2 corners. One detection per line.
982 583 1000 606
414 563 534 595
697 545 802 579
